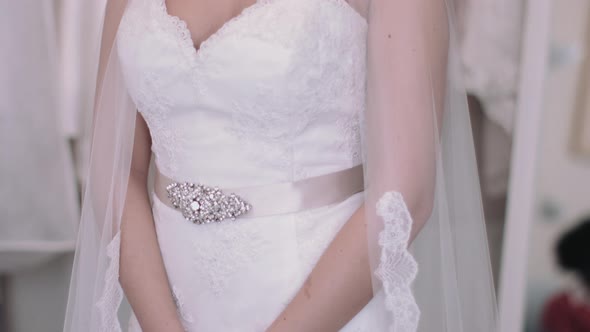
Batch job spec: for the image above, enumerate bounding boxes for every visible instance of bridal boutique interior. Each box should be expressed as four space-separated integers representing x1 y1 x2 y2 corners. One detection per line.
0 1 104 331
0 0 589 331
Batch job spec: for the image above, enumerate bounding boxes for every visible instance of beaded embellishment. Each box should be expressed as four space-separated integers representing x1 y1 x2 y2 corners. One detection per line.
166 182 252 224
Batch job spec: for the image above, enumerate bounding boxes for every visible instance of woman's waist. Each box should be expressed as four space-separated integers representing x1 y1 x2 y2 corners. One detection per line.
153 160 364 224
155 145 361 186
150 116 362 185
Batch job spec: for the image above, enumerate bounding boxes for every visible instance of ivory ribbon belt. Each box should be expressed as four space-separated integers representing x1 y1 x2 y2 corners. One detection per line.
154 164 364 224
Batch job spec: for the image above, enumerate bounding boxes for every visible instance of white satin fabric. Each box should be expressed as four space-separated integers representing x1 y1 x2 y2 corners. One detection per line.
115 0 409 330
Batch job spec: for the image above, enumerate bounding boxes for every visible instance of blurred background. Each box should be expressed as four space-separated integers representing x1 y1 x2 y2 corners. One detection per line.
0 0 589 331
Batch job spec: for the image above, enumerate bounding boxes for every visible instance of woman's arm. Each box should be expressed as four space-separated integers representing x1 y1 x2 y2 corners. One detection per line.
266 204 372 332
267 0 448 330
119 113 185 332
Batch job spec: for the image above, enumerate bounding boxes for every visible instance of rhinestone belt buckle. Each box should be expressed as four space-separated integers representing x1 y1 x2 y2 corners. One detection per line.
165 182 251 224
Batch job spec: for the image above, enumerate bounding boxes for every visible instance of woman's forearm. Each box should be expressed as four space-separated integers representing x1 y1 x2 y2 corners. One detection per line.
119 172 185 332
267 204 373 332
267 191 431 332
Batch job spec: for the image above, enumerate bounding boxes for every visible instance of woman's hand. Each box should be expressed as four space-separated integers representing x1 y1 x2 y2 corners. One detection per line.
265 204 373 332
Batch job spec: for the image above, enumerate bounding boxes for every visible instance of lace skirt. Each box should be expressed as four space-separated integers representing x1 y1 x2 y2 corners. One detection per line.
127 191 388 331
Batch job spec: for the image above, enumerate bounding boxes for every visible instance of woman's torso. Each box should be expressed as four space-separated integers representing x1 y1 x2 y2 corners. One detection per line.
117 0 368 185
116 1 375 330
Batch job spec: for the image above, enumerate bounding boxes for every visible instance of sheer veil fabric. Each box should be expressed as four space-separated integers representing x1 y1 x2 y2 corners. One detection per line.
63 0 498 331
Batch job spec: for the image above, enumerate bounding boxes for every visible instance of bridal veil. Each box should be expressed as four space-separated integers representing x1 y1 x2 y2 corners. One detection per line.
63 0 498 331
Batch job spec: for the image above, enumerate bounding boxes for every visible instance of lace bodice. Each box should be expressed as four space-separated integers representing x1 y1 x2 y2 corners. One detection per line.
117 0 367 185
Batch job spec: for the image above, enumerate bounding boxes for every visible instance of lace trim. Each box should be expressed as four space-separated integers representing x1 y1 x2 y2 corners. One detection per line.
375 192 420 332
156 0 199 62
157 0 366 54
336 113 362 165
157 0 274 62
95 232 124 332
156 0 365 67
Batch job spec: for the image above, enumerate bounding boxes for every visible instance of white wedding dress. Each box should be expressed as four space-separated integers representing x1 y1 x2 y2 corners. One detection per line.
115 0 395 330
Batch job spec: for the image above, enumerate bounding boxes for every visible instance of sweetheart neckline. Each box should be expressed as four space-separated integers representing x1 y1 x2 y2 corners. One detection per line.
159 0 367 62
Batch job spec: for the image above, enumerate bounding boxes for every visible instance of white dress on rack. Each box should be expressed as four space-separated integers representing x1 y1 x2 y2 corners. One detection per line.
0 0 78 267
115 0 397 330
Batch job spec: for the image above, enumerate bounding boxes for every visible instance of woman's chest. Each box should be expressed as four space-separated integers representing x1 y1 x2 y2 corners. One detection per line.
116 0 368 132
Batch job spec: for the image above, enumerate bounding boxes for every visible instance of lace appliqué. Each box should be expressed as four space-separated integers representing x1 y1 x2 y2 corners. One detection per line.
227 0 367 178
229 97 299 176
95 232 124 332
375 192 420 332
136 71 186 175
118 0 191 176
118 0 367 181
191 222 267 295
336 113 362 165
223 1 307 177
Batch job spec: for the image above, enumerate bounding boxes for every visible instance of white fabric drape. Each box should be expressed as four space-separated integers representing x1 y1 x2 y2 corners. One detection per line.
56 0 108 187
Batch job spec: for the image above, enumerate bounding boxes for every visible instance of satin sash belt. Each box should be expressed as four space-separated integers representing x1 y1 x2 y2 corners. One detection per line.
154 165 364 222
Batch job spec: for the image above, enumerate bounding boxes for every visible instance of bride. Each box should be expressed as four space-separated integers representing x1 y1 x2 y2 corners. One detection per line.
63 0 498 331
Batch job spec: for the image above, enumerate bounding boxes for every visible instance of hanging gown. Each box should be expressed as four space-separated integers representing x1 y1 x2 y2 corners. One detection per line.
0 0 78 269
